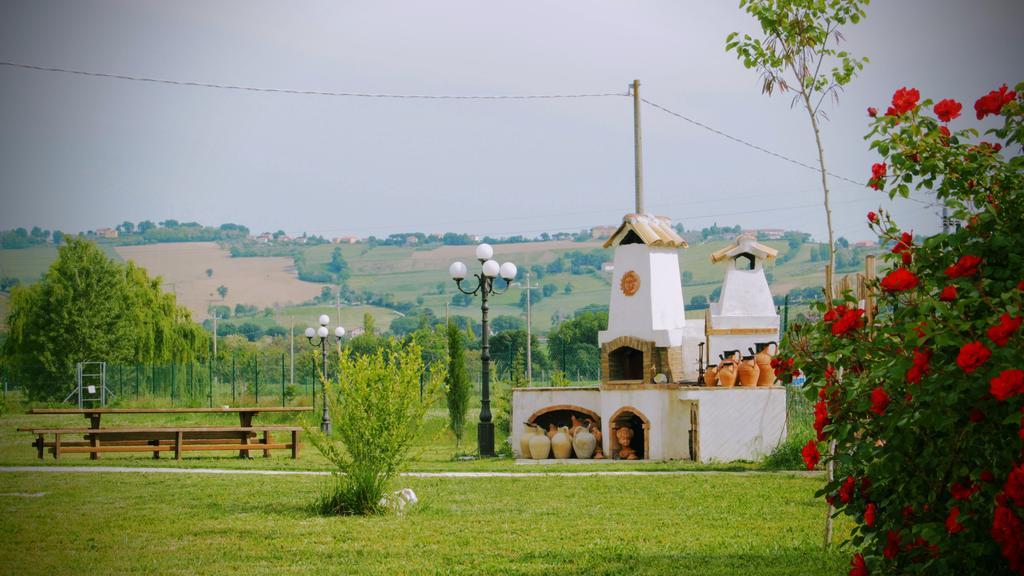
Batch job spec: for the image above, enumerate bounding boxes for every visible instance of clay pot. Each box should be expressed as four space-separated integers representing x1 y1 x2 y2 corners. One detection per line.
551 426 572 459
573 427 597 459
718 362 738 387
528 431 551 459
755 342 778 386
703 364 719 387
519 423 539 458
589 422 604 459
546 423 558 439
738 356 759 387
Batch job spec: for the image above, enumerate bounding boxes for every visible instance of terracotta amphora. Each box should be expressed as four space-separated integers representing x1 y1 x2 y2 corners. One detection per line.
528 429 552 459
589 420 604 459
551 426 573 459
755 342 778 386
546 423 558 439
703 364 719 387
573 426 597 459
718 361 738 387
519 423 539 459
738 355 759 387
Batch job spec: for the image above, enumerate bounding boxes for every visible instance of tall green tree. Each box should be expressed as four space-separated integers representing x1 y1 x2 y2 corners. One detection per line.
727 0 868 305
328 246 351 283
445 322 471 448
2 238 208 400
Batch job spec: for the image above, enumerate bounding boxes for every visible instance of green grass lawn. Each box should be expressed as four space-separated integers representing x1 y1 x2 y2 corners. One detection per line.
0 470 851 575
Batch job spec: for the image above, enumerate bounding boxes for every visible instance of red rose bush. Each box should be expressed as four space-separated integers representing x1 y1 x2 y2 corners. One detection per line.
781 82 1024 575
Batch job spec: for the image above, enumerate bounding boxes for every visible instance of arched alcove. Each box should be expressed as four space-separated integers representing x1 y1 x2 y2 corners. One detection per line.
608 406 651 460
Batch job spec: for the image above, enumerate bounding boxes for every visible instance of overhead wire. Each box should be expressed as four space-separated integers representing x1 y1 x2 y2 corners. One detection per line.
1 59 941 225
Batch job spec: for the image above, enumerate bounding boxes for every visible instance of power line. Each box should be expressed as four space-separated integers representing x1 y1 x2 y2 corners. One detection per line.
641 97 941 209
0 60 627 100
3 59 940 211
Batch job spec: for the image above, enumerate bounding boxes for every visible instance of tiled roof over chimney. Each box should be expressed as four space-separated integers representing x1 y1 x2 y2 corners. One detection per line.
602 213 688 249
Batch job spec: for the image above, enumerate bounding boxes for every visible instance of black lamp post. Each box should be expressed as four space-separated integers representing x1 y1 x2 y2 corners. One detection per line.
449 243 517 457
304 314 345 435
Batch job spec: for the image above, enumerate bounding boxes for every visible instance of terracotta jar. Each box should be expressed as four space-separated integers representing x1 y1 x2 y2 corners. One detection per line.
573 427 597 459
718 361 738 387
528 429 551 459
519 423 539 458
551 426 572 459
738 355 759 387
755 342 778 386
590 422 604 459
703 364 719 387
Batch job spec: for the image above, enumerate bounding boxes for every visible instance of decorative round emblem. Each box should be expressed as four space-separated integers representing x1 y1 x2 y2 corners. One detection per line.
620 270 640 296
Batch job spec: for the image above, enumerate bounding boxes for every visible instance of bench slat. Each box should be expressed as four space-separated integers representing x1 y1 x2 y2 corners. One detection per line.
56 442 294 454
27 426 302 435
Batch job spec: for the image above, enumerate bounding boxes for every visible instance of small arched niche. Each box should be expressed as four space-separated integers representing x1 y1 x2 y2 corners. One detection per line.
528 405 601 437
609 406 650 460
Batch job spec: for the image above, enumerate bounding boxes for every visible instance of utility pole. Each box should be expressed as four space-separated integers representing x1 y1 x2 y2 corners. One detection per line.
632 78 644 214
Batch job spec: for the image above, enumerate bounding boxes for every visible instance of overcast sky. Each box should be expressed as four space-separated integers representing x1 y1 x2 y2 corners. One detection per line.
1 1 1021 242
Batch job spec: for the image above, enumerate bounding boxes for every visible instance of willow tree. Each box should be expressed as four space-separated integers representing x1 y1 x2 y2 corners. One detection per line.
727 0 869 304
2 237 208 400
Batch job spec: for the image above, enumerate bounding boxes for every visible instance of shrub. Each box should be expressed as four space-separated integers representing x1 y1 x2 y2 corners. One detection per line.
780 83 1024 574
310 341 443 516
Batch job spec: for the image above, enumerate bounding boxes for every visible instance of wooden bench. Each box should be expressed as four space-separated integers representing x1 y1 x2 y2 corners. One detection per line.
23 406 313 460
25 426 302 460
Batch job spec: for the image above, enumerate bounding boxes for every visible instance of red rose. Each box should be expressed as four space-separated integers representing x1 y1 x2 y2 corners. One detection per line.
1005 463 1024 507
992 505 1024 571
813 400 830 441
988 312 1022 347
867 107 877 117
870 386 890 416
975 84 1017 120
933 98 962 122
939 285 957 302
1018 280 1024 291
864 502 877 527
956 341 991 374
905 348 931 384
945 255 982 278
939 125 951 138
881 268 919 292
901 251 912 266
801 439 820 470
849 553 868 576
945 507 964 534
981 470 996 483
884 530 901 559
890 87 920 115
951 482 979 501
839 475 857 503
867 211 878 223
832 307 865 336
869 163 887 190
969 408 985 422
891 232 913 254
990 369 1024 401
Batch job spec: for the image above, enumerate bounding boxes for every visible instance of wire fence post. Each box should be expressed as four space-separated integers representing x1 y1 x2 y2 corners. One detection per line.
208 358 213 408
254 355 260 405
231 354 236 404
170 363 176 404
135 364 139 399
280 353 285 407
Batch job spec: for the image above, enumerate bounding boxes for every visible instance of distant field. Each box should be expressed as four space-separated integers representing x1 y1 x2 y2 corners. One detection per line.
0 237 876 334
114 242 324 320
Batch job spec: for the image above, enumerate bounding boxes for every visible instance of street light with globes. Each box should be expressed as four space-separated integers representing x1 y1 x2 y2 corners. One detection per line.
305 314 345 434
449 243 517 457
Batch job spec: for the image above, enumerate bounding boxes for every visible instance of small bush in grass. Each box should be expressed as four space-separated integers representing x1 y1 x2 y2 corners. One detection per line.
310 341 443 515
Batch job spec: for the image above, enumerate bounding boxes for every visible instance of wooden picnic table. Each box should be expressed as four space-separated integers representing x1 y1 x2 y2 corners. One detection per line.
28 406 312 428
24 407 313 460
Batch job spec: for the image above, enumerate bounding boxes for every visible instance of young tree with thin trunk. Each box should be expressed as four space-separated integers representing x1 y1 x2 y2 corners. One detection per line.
445 322 470 448
727 0 869 306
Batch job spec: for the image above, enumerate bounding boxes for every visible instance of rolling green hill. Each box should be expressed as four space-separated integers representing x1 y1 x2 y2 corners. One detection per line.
0 236 879 335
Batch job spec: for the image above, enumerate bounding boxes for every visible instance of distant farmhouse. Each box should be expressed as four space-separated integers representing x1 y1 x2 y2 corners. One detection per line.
94 227 118 239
